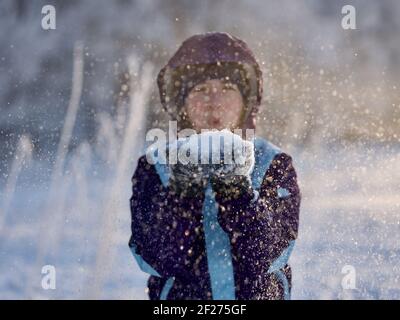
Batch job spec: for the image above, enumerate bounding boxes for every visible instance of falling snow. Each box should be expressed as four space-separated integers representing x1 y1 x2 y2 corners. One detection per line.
0 0 400 299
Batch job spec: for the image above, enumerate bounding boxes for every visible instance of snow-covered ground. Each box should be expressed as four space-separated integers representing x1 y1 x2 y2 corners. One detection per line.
1 0 399 301
292 142 400 299
0 139 399 299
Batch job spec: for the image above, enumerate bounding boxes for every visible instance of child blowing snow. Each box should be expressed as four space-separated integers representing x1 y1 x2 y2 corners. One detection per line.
129 32 301 300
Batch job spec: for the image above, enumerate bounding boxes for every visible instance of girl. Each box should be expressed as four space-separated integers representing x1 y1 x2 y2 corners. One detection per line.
129 32 301 300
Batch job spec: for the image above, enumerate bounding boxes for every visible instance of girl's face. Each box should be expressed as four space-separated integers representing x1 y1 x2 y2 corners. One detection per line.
183 79 244 131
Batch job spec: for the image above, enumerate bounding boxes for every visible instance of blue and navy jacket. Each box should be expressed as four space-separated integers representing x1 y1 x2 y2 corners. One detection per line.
129 137 301 300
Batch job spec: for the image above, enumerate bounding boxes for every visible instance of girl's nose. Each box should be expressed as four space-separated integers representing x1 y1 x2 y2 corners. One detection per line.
206 94 222 109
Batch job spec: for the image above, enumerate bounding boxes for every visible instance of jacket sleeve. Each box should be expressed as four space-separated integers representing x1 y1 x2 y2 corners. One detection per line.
129 155 205 281
215 152 301 269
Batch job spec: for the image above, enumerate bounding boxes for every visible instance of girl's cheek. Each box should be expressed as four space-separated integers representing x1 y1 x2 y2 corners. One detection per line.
189 109 208 129
226 109 241 126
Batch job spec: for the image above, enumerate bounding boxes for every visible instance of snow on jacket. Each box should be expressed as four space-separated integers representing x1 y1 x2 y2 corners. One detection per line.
129 136 301 300
129 32 301 300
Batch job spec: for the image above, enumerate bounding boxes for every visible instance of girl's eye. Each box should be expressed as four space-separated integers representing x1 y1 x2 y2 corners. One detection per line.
194 86 207 92
223 84 236 91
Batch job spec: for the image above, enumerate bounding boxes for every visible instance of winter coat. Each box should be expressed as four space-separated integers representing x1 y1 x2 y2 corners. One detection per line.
129 32 301 300
129 136 301 300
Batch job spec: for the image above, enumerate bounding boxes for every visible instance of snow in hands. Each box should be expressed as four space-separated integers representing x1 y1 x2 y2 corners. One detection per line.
146 124 255 177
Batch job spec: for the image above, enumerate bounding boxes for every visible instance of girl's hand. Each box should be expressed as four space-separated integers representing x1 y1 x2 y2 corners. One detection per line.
210 173 254 202
169 162 208 198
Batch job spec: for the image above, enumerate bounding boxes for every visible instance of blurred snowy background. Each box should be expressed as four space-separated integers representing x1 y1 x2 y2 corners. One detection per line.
0 0 399 299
